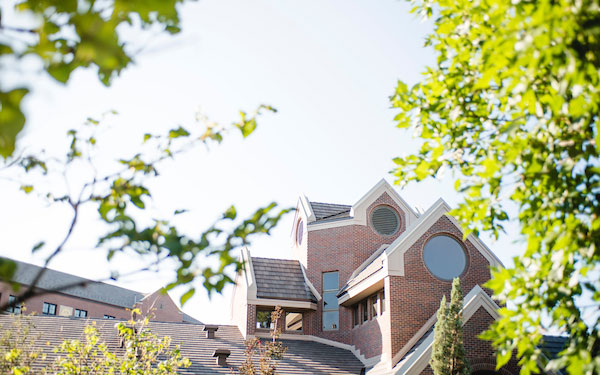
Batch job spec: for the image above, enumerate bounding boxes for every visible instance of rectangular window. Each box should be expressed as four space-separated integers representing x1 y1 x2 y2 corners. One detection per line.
361 299 368 323
104 315 115 320
380 291 385 314
42 302 57 315
370 294 378 319
256 310 274 329
353 304 359 327
322 271 339 330
75 309 87 318
285 312 303 332
7 295 21 314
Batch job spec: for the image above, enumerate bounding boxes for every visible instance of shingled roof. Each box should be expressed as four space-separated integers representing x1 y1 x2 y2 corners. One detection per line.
0 314 364 374
251 257 317 302
309 202 352 223
6 258 146 308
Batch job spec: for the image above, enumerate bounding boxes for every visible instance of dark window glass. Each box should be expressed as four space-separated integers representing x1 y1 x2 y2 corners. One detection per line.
7 295 21 314
353 304 359 327
285 312 303 331
43 302 56 315
423 235 467 280
75 309 87 318
104 315 115 319
296 220 304 245
256 310 273 329
361 299 368 323
323 311 338 330
370 294 378 318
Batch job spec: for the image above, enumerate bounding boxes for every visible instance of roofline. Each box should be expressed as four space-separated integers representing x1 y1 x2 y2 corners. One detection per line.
300 263 322 301
385 198 503 277
298 194 316 223
351 179 419 221
247 298 317 310
241 247 257 299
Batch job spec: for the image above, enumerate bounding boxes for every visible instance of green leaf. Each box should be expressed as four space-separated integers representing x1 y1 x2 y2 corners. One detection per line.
168 127 190 138
0 88 29 158
32 241 45 252
180 288 195 305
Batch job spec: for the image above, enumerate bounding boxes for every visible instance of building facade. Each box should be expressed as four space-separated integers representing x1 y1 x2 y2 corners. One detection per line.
231 180 525 375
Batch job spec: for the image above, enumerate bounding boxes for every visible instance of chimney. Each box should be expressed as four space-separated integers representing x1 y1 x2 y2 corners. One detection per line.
203 324 219 339
212 349 231 366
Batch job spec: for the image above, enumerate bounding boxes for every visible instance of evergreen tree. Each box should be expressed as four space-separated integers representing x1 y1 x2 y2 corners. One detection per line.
430 278 471 375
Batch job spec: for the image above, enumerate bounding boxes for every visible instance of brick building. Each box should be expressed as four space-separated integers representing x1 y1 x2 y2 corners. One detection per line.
0 259 199 323
1 180 565 374
230 179 559 375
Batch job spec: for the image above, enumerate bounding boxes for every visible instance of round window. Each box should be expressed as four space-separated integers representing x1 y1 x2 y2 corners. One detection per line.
296 219 304 245
423 235 467 280
371 206 400 236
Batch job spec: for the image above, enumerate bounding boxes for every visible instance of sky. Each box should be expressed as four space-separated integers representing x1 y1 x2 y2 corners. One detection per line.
0 0 524 324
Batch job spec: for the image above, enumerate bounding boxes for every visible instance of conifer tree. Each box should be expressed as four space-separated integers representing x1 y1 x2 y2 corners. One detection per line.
430 278 471 375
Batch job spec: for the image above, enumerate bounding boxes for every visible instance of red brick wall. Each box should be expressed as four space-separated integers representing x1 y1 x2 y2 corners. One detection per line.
135 291 183 322
388 215 493 359
305 192 408 344
0 282 131 320
350 314 385 359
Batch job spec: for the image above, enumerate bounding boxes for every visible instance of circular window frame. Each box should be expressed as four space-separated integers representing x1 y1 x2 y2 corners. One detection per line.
422 233 469 282
296 219 304 246
369 205 401 237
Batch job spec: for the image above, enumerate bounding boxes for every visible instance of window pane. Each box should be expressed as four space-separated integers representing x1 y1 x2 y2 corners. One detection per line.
8 295 20 314
323 272 338 291
82 310 87 317
380 292 385 313
323 311 339 330
423 235 467 280
256 310 273 329
285 312 303 331
353 305 359 326
370 294 378 318
323 291 338 310
361 299 368 322
42 302 49 314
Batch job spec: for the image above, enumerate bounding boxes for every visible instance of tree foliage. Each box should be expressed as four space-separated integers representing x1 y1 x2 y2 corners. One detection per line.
0 0 192 158
0 105 288 309
392 0 599 374
0 312 45 375
430 278 470 375
0 310 190 374
50 310 190 374
238 306 287 375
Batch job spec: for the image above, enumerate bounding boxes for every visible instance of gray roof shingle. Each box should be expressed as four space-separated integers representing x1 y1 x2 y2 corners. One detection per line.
309 202 352 223
5 258 145 308
0 314 364 374
251 257 317 302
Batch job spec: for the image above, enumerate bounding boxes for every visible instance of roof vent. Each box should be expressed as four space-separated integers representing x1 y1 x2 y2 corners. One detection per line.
371 206 400 236
203 325 219 339
213 349 231 366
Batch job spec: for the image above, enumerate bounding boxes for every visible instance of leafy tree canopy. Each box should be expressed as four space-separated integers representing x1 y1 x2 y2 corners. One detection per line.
0 0 190 158
392 0 599 374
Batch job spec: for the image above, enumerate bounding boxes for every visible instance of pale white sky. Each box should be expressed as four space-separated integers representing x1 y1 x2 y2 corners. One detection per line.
0 0 524 324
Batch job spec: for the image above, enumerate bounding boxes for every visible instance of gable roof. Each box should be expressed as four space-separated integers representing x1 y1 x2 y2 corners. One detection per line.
6 258 145 308
391 285 500 373
0 314 364 374
309 202 352 223
251 257 317 302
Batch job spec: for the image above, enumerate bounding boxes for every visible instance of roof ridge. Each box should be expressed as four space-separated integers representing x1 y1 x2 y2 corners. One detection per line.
7 257 145 296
